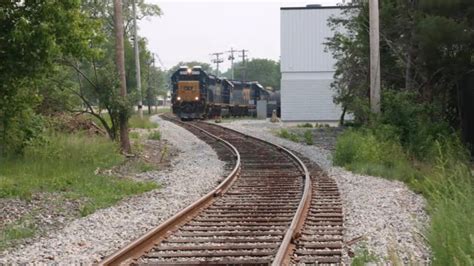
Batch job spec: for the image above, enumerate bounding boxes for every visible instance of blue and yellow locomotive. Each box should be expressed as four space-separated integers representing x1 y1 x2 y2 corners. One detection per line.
171 66 278 120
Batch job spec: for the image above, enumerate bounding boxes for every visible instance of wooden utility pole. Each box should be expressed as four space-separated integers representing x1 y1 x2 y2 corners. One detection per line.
369 0 381 114
113 0 131 153
227 48 237 80
132 0 143 119
211 52 224 76
239 49 248 81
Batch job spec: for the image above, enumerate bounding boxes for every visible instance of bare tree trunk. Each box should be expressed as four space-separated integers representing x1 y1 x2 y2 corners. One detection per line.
113 0 131 153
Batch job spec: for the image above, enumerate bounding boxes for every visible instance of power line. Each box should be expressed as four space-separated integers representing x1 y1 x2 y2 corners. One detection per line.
210 52 224 76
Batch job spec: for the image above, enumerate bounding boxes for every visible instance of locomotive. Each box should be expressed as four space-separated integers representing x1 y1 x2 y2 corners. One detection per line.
171 66 278 120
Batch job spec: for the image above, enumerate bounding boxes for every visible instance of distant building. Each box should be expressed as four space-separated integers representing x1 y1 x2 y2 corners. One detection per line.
280 5 346 121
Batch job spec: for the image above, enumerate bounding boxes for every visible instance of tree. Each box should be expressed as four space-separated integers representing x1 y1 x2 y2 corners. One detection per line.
113 0 131 153
222 59 281 90
326 0 474 150
0 1 99 154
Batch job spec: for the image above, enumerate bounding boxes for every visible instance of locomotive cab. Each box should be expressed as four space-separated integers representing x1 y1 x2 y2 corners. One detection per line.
171 66 206 119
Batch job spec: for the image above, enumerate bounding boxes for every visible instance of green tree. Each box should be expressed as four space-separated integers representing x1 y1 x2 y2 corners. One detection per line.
223 59 281 90
0 1 99 154
326 0 474 149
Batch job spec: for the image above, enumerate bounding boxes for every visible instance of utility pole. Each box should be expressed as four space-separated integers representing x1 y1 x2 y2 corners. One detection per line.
239 49 248 81
227 48 237 79
369 0 381 114
132 0 143 119
113 0 131 153
211 52 224 76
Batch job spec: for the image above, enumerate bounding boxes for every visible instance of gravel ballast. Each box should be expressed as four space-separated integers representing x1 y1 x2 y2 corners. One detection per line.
0 116 226 264
217 119 430 264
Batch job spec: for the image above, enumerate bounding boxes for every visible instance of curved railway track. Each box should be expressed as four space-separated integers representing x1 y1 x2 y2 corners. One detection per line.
100 115 343 265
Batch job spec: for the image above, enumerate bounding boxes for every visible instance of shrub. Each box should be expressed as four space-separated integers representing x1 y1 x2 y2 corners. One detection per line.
304 130 314 145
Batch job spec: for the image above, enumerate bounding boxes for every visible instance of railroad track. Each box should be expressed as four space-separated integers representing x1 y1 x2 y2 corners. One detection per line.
100 115 343 265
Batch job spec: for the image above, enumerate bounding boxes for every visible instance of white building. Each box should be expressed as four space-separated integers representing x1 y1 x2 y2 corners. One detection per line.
280 5 345 121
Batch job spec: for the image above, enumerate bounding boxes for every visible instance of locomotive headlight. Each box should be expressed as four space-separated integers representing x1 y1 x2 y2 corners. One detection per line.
177 96 181 101
195 96 199 101
187 68 192 74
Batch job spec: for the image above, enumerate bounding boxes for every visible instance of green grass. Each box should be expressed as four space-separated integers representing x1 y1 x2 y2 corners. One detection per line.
333 129 474 265
277 129 300 142
0 133 157 209
303 130 314 145
129 114 158 129
148 130 161 140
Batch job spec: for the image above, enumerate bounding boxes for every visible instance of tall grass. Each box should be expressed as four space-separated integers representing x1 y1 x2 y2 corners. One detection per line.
0 133 157 212
333 129 474 265
129 114 158 129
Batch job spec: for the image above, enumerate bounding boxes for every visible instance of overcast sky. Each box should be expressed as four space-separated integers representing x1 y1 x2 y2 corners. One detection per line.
139 0 341 71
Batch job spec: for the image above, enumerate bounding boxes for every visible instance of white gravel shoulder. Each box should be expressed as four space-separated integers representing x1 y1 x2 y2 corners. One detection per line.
0 115 225 264
218 119 430 264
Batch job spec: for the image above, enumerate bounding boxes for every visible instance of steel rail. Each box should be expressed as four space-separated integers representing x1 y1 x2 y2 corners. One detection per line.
99 117 241 266
198 122 312 265
100 116 312 265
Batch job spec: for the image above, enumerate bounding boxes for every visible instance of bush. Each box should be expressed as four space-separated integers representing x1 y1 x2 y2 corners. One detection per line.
304 130 314 145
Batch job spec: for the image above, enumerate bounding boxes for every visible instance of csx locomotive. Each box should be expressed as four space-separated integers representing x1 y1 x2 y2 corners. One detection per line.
171 66 277 120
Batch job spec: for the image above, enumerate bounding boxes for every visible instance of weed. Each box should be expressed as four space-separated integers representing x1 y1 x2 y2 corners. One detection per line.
277 129 300 142
0 215 36 250
304 130 314 145
160 144 169 163
148 130 161 141
351 246 378 265
297 123 313 128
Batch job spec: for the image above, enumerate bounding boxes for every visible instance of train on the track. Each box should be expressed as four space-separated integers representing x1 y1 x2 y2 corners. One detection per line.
171 66 280 120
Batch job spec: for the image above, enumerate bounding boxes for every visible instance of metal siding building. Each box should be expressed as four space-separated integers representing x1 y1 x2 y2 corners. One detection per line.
280 6 344 121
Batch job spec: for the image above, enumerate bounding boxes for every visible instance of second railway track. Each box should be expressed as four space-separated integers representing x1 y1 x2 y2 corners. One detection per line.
101 115 344 265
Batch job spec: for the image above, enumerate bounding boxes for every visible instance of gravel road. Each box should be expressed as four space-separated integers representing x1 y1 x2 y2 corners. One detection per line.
217 119 431 264
0 116 225 264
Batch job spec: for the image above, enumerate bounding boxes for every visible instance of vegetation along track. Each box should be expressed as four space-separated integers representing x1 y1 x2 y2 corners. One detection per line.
100 115 343 265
